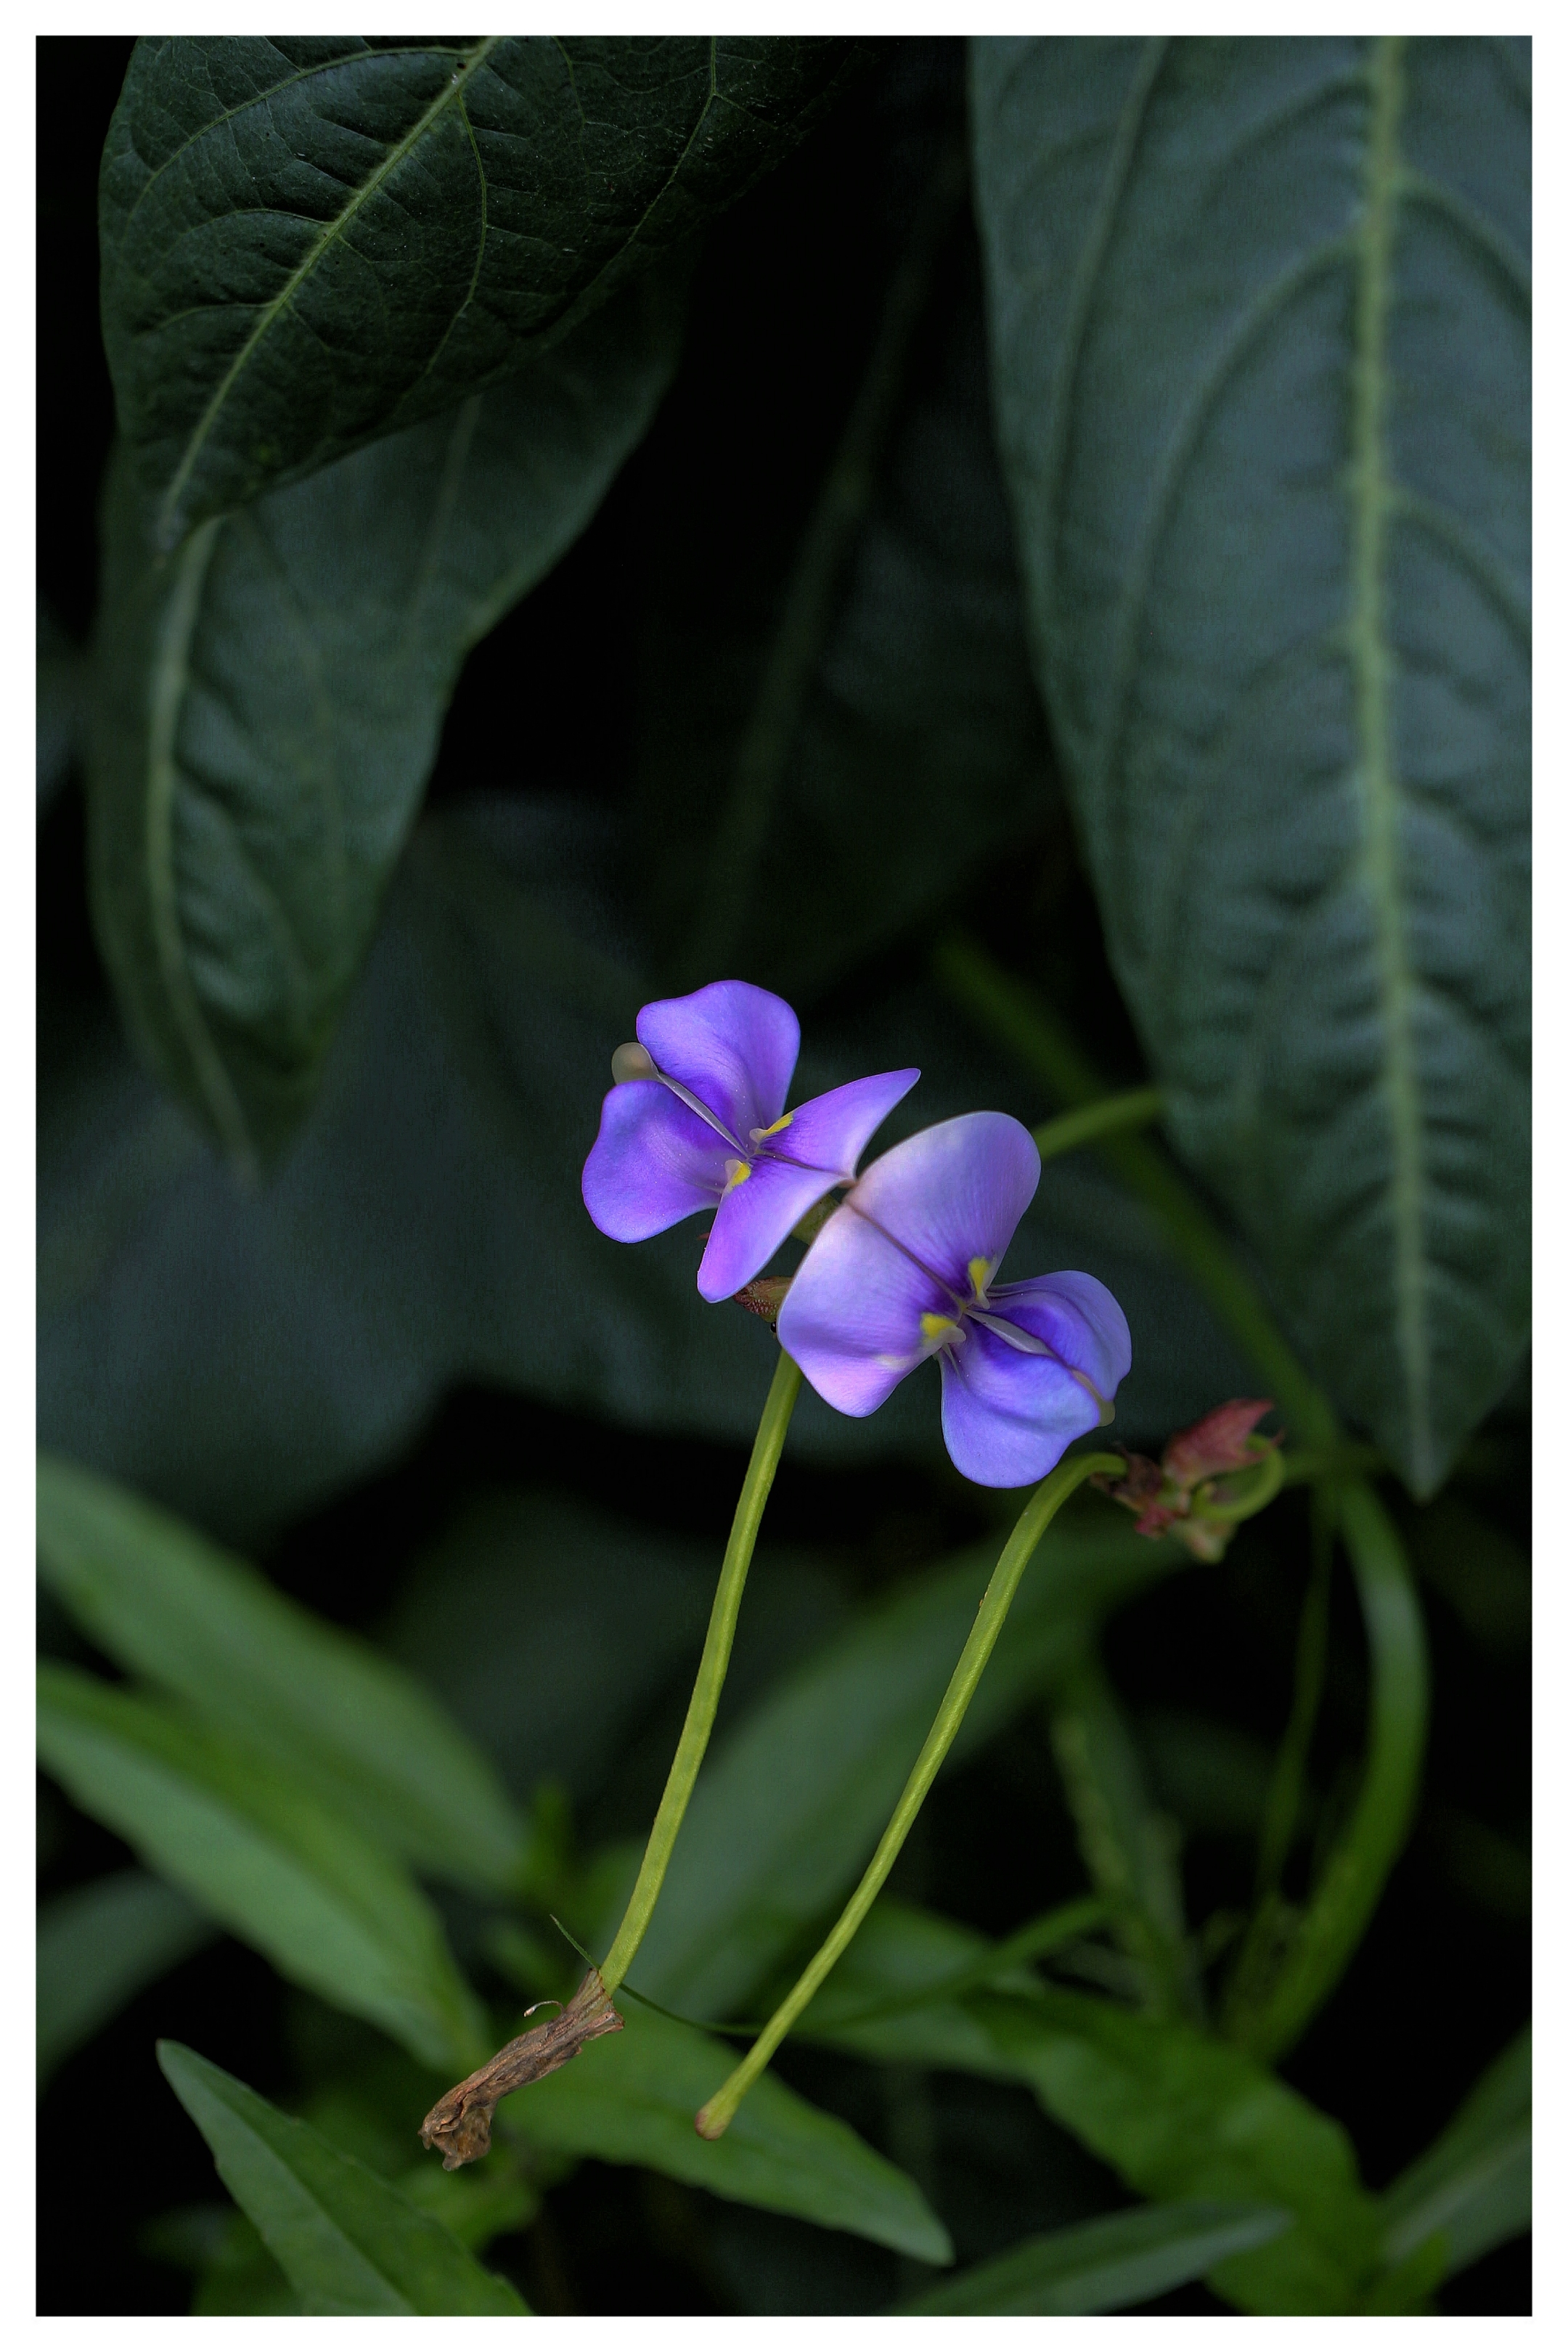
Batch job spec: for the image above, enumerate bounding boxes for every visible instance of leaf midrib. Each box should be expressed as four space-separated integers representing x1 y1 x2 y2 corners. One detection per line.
155 36 500 545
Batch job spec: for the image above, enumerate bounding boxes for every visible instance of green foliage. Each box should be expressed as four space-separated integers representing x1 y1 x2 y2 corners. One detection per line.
1379 2025 1531 2280
37 1663 486 2071
36 1452 529 1895
102 36 865 541
37 1869 214 2087
971 36 1530 1494
88 281 682 1164
897 2199 1290 2315
511 1999 952 2265
158 2043 529 2314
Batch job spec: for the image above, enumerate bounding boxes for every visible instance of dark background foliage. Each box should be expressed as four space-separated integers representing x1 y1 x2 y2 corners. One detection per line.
38 37 1527 2316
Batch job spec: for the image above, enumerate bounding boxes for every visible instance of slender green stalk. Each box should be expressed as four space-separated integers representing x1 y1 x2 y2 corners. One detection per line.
934 931 1338 1450
599 1348 802 1993
1254 1488 1336 1898
694 1450 1122 2137
1032 1086 1164 1165
1233 1477 1428 2062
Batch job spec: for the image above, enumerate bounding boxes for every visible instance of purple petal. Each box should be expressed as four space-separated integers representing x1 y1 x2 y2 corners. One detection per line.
987 1272 1133 1402
582 1080 728 1241
769 1068 920 1177
776 1199 950 1416
637 981 799 1143
846 1112 1040 1293
938 1324 1103 1487
697 1158 841 1302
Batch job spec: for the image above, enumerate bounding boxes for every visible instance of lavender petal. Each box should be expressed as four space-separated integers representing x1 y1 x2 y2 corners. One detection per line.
776 1198 950 1416
846 1111 1040 1292
697 1158 841 1302
771 1068 920 1176
581 1080 729 1241
987 1271 1133 1400
938 1324 1103 1487
637 980 799 1143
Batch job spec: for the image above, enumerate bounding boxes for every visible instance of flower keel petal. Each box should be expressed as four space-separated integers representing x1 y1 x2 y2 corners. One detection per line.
938 1323 1103 1487
987 1271 1133 1401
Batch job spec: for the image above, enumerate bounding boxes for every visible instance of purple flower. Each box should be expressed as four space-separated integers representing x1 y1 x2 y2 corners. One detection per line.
582 980 919 1303
776 1111 1131 1487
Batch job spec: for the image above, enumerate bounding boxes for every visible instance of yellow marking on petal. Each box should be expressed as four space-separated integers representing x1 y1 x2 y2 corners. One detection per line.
753 1111 793 1139
920 1312 960 1345
967 1256 993 1301
723 1158 752 1192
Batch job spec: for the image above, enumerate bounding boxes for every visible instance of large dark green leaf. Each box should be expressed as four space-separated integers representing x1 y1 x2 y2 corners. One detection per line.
37 1664 486 2071
89 282 679 1166
896 2199 1289 2315
36 1452 529 1895
158 2043 528 2314
37 1869 215 2088
617 1522 1177 2018
509 1998 951 2264
102 35 863 542
39 794 1254 1545
971 36 1530 1493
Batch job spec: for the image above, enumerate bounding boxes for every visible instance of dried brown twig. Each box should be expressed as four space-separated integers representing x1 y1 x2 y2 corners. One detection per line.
419 1969 623 2170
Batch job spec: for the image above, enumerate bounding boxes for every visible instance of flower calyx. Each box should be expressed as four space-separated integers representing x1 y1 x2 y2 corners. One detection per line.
1095 1398 1281 1561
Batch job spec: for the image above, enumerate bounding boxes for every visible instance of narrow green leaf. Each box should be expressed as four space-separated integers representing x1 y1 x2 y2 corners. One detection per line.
36 1452 528 1896
102 35 865 540
897 2199 1290 2315
37 1868 215 2088
972 1982 1381 2313
1380 2025 1530 2279
38 1664 485 2070
623 1522 1178 2018
158 2042 528 2314
89 279 680 1164
971 36 1530 1491
510 1998 950 2265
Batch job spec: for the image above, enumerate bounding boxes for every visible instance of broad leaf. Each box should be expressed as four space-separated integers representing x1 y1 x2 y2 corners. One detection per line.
36 1451 528 1896
972 36 1530 1492
509 1998 951 2265
37 1664 486 2071
102 35 864 542
39 793 1254 1545
897 2199 1289 2315
972 1983 1381 2313
1380 2025 1530 2280
37 1868 214 2087
158 2042 528 2314
89 280 680 1164
622 1522 1177 2018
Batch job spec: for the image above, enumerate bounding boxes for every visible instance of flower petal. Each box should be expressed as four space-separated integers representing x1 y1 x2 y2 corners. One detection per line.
581 1080 727 1241
637 981 799 1143
846 1111 1040 1293
697 1157 841 1302
769 1068 920 1175
938 1323 1103 1487
776 1198 950 1416
987 1271 1133 1402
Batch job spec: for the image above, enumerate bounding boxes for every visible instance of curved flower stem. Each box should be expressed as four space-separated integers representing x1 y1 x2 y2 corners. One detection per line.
1032 1086 1164 1165
599 1347 803 1995
694 1448 1122 2138
1230 1476 1428 2062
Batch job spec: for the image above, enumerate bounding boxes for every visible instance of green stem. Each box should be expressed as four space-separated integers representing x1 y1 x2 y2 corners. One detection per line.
693 1449 1122 2136
934 932 1338 1450
1032 1087 1164 1164
1233 1477 1428 2062
599 1347 803 1994
1254 1490 1336 1898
